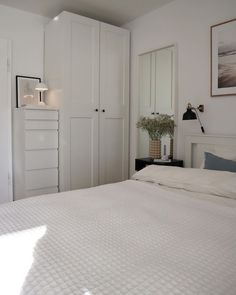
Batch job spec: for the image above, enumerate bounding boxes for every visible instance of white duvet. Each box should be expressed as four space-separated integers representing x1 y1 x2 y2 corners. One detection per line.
0 178 236 294
132 165 236 199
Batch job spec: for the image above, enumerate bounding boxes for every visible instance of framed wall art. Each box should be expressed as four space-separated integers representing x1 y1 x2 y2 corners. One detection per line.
211 18 236 96
16 75 41 107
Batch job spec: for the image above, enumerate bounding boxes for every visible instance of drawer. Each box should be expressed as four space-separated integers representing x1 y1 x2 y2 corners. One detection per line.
25 168 58 190
25 150 58 170
26 187 58 198
25 120 58 130
24 110 58 121
25 130 58 150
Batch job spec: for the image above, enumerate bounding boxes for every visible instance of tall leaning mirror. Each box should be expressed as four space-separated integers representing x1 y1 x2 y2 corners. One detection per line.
138 45 176 159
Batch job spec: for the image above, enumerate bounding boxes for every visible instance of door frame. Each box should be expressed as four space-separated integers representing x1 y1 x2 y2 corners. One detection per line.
0 39 12 202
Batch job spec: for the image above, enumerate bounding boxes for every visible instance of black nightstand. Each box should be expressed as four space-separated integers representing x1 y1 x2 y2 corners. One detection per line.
135 158 184 171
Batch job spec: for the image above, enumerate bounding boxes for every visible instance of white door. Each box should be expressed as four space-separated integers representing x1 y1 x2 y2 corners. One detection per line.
99 23 130 184
63 14 100 191
0 39 12 204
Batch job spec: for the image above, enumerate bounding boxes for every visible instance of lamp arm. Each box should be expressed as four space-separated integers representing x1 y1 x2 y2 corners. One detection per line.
192 107 205 133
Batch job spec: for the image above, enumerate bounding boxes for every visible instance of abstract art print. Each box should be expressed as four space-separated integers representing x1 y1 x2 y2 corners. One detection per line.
211 18 236 96
16 76 41 107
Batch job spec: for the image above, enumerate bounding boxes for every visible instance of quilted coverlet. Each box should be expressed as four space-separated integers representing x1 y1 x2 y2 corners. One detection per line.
0 180 236 295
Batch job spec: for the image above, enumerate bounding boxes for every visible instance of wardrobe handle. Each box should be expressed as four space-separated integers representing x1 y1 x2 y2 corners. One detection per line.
94 109 98 112
102 109 105 113
151 112 155 115
156 112 159 115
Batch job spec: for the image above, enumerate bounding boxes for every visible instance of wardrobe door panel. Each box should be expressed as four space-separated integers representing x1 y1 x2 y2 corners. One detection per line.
102 118 125 183
70 19 99 114
61 14 100 191
99 23 130 184
70 117 98 190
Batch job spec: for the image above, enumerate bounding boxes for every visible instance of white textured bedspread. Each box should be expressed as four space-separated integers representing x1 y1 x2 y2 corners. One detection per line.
0 180 236 295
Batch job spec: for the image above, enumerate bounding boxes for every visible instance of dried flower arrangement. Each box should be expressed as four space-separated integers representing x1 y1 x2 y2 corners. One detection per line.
137 114 175 140
137 114 175 159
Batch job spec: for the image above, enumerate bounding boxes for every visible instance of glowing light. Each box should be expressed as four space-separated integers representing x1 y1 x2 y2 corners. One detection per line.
82 288 93 295
53 16 59 21
0 226 47 295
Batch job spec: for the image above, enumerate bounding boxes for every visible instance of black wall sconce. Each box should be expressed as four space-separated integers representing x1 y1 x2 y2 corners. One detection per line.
183 103 205 133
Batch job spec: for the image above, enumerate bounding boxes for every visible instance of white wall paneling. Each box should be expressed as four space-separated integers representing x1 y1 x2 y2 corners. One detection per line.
45 12 130 191
0 38 12 204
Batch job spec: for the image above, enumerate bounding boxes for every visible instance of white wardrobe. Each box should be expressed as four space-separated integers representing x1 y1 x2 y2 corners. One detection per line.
45 12 130 191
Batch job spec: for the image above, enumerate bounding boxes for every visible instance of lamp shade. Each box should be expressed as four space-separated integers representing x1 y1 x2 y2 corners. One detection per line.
35 82 48 91
182 108 197 120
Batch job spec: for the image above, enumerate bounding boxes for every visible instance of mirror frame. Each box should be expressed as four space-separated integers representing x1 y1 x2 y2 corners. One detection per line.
137 44 178 159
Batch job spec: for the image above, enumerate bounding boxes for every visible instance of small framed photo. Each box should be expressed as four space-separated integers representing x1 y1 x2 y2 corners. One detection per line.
16 76 41 107
211 18 236 96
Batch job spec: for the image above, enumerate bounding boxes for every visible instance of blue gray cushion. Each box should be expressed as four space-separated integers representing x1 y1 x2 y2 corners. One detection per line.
204 152 236 173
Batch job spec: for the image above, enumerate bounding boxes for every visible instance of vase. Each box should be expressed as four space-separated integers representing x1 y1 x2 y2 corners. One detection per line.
149 139 161 159
169 138 174 160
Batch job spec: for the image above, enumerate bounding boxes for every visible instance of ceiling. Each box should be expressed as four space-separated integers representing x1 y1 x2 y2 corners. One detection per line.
0 0 174 26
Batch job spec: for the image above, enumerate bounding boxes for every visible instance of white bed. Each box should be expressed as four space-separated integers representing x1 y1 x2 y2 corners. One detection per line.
0 135 236 295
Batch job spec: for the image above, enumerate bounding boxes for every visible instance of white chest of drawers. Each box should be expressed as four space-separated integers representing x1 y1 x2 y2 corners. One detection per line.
13 107 59 200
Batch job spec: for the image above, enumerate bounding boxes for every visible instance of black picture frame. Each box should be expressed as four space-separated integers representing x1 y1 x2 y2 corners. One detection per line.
211 18 236 96
16 75 41 108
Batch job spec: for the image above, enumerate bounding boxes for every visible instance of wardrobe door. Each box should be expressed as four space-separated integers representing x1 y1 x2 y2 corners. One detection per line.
63 14 100 191
99 23 130 185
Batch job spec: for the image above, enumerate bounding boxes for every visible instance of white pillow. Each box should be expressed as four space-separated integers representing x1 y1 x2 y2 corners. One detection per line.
132 165 236 199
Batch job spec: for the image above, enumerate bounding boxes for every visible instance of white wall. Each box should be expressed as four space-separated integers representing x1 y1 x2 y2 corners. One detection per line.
0 5 49 106
124 0 236 175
